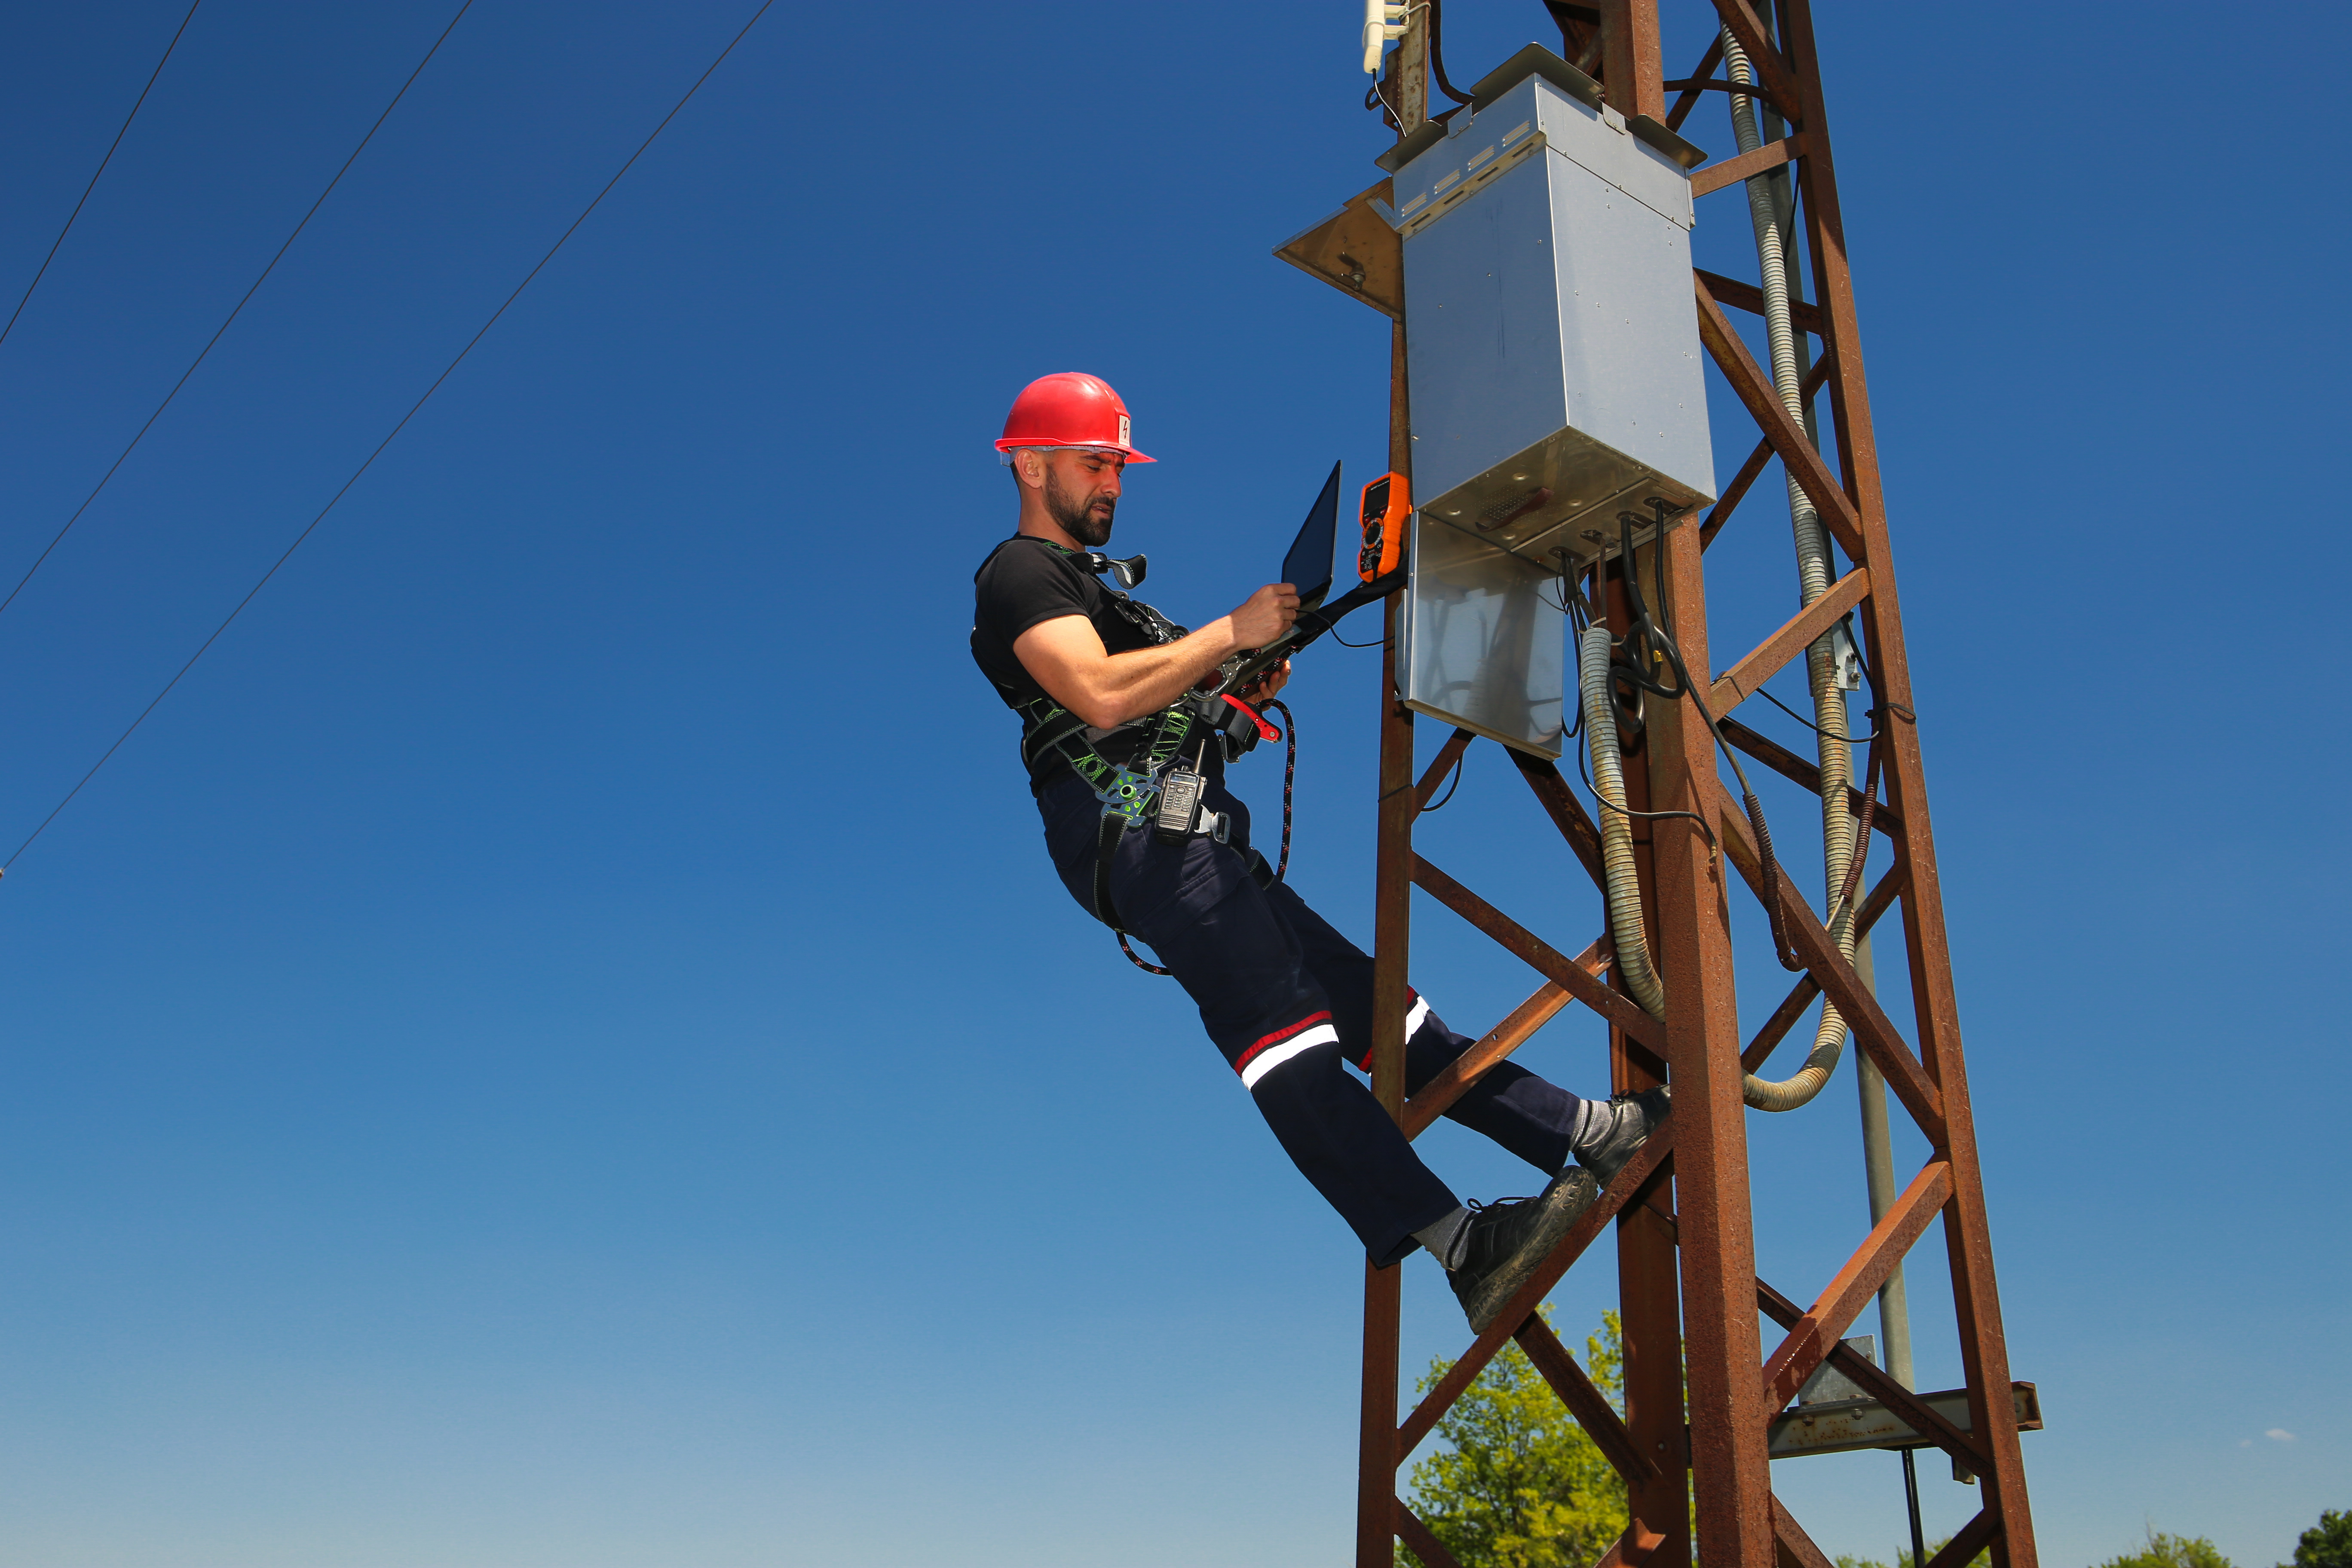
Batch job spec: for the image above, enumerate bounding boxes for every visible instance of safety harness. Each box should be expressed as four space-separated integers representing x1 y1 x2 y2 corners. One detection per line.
985 540 1280 960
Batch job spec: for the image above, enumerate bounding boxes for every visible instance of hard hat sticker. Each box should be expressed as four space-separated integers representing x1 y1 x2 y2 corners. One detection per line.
1119 414 1131 447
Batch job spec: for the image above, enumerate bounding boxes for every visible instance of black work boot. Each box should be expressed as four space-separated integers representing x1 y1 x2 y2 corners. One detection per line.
1445 1170 1601 1333
1575 1084 1672 1185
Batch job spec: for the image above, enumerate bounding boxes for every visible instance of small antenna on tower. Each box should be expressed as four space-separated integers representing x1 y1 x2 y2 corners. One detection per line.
1362 0 1410 73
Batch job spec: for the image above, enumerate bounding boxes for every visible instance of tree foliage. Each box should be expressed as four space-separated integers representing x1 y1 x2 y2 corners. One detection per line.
2281 1510 2352 1568
1395 1322 2343 1568
1397 1308 1629 1568
2095 1530 2236 1568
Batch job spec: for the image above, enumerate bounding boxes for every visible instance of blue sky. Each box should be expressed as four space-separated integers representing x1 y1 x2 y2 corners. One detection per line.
0 3 2343 1566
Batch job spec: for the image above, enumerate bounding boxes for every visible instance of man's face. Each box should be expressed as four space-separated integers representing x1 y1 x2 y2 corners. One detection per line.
1038 447 1124 547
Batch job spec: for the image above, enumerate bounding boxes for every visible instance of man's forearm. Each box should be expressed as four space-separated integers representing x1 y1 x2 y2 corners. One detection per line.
1088 617 1241 725
1017 584 1295 728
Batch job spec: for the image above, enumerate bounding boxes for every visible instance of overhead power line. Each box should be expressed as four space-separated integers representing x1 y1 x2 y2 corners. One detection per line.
0 0 205 354
0 0 477 623
4 0 779 873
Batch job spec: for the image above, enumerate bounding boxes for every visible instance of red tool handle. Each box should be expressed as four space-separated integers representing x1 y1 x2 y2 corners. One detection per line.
1222 694 1282 742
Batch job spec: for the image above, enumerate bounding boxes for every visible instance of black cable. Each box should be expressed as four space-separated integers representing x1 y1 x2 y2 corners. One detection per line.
1118 932 1174 976
1266 698 1298 879
1419 747 1465 812
0 0 476 623
1541 563 1597 622
1642 591 1801 967
3 0 778 873
1605 658 1646 739
1425 0 1476 105
1757 685 1877 744
1846 621 1875 688
1592 506 1799 968
1828 721 1883 926
1838 619 1915 727
1328 624 1383 647
1366 1 1476 119
0 0 204 354
1569 710 1716 844
1824 630 1913 928
1614 512 1687 702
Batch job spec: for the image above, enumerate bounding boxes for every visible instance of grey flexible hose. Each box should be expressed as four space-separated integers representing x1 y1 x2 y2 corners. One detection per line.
1722 28 1855 1111
1579 623 1666 1018
1568 41 1861 1102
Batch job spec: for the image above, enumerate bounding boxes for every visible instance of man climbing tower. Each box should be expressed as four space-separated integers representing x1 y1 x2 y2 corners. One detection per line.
968 372 1668 1330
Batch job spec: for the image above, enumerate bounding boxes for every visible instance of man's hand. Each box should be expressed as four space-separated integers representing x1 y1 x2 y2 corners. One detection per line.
1237 659 1292 704
1014 583 1301 731
1229 582 1300 649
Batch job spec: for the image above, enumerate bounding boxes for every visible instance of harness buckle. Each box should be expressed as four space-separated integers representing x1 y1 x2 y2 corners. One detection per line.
1092 765 1161 826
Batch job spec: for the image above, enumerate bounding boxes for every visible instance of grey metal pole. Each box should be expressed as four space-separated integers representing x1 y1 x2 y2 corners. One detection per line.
1760 19 1928 1546
1761 45 1920 1406
1855 932 1917 1388
1859 929 1929 1568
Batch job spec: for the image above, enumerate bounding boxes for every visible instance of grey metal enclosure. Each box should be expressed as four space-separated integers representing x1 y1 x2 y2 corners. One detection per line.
1390 50 1715 753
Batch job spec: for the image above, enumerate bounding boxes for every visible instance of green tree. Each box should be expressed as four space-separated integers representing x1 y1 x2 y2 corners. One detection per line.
2280 1509 2352 1568
2096 1529 2235 1568
1397 1308 1629 1568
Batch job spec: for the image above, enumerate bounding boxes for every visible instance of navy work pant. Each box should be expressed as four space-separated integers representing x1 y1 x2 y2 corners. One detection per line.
1038 769 1591 1267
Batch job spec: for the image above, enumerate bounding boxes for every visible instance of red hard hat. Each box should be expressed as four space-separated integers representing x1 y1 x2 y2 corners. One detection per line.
995 372 1155 463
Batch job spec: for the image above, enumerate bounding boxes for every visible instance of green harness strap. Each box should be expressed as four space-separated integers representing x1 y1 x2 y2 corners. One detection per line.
1018 695 1196 828
992 538 1210 937
1014 695 1203 937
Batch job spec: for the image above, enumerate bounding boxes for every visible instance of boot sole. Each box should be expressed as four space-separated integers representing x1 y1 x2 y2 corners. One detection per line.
1460 1169 1601 1333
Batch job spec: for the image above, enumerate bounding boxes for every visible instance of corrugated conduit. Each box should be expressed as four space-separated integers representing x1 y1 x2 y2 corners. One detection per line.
1574 33 1860 1112
1724 25 1855 1110
1580 623 1666 1018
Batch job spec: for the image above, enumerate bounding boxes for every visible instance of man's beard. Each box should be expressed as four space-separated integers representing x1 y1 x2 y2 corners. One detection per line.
1045 468 1115 547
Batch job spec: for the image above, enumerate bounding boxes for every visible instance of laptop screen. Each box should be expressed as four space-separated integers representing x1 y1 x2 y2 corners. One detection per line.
1281 460 1342 611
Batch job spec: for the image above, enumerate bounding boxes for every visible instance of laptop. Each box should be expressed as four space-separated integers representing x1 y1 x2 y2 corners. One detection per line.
1213 461 1342 698
1280 459 1343 612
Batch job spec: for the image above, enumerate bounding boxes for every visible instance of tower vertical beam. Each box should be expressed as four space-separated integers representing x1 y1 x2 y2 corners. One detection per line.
1361 15 1425 1558
1644 521 1775 1568
1775 2 2039 1560
1602 560 1691 1568
1615 1194 1688 1568
1613 4 1772 1559
1599 0 1668 119
1358 317 1418 1568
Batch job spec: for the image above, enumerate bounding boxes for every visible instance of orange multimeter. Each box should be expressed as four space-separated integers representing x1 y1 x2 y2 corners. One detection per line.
1357 472 1409 582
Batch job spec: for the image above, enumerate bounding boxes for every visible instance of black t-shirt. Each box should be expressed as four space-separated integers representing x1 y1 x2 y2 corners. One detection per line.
971 536 1184 790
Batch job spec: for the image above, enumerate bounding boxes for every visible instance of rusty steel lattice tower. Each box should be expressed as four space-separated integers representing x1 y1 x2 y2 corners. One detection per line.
1274 3 2040 1566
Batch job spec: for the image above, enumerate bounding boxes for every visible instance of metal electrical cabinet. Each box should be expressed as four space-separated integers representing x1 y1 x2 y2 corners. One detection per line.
1389 47 1715 755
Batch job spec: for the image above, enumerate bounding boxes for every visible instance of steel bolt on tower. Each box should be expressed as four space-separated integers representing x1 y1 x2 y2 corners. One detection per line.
1277 3 2040 1565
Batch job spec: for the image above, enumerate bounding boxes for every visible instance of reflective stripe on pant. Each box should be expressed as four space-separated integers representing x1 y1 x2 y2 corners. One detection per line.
1038 772 1590 1266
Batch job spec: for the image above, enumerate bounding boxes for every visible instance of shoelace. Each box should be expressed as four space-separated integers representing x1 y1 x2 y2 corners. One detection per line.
1448 1194 1537 1271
